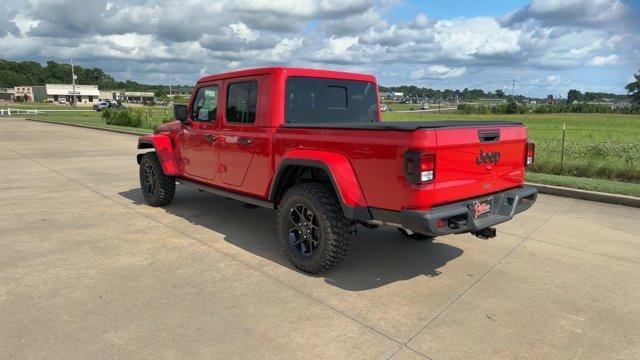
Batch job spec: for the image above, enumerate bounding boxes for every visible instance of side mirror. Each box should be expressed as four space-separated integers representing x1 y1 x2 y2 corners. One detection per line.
174 104 188 123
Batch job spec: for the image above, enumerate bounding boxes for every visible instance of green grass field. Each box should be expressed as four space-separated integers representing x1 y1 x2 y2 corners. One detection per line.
13 105 171 131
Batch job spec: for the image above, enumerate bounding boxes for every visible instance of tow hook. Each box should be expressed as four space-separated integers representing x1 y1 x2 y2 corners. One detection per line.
473 227 497 240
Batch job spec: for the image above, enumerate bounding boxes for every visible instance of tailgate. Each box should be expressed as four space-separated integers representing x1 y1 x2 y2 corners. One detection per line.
433 125 527 205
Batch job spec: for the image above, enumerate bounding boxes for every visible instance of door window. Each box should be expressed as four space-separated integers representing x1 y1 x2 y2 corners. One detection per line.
226 81 258 124
191 85 219 121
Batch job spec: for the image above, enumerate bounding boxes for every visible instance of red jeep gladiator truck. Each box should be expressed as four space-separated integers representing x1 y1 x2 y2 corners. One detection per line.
137 67 537 273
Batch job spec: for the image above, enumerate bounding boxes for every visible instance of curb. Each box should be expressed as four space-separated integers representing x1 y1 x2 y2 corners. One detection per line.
526 182 640 208
23 117 150 136
19 117 640 208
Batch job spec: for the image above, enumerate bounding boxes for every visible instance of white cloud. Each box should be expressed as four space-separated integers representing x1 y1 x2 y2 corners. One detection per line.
411 65 466 80
546 75 561 85
230 23 259 42
502 0 627 28
588 54 620 66
310 36 364 64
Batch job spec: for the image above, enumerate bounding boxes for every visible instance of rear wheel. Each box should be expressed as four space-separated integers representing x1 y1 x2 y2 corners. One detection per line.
277 183 353 274
139 152 175 206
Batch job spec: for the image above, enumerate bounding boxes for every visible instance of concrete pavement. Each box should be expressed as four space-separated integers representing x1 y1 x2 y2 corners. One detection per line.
1 118 639 359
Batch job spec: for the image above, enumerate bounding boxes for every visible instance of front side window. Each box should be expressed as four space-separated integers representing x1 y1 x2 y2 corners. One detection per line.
191 85 219 121
226 81 258 124
285 77 379 124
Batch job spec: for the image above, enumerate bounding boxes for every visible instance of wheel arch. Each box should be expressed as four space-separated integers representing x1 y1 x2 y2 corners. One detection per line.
137 134 180 176
269 151 371 221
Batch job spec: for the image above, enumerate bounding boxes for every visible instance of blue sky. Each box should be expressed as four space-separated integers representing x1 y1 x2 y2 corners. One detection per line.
1 0 638 96
389 0 530 20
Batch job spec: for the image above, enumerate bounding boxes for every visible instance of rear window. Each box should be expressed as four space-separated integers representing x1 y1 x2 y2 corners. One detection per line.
226 81 258 124
285 77 379 124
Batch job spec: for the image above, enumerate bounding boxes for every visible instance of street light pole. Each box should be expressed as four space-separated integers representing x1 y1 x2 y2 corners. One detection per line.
71 58 77 107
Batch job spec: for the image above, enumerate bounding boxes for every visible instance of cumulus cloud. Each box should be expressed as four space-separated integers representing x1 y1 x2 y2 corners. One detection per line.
588 54 620 66
546 74 561 85
323 9 386 36
502 0 627 28
411 65 466 80
0 6 20 36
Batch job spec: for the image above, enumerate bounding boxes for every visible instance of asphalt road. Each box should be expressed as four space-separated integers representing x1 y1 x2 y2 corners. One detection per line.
1 118 639 359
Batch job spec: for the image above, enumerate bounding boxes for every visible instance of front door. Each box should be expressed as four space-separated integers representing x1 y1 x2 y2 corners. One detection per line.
181 84 220 181
218 79 259 187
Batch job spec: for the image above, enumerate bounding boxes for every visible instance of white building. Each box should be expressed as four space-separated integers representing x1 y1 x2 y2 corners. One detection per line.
45 84 100 105
379 91 404 99
124 91 155 103
14 86 34 101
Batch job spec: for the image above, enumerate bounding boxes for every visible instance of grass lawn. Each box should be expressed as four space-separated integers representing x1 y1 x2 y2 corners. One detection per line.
26 112 151 134
1 102 93 110
526 172 640 198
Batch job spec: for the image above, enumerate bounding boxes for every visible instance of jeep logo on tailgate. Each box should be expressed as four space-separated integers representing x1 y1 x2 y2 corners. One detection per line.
476 150 500 165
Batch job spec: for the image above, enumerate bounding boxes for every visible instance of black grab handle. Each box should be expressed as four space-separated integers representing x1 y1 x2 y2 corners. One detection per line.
478 130 500 143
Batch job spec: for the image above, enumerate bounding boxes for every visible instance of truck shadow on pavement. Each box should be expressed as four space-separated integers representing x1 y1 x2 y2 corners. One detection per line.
119 186 463 291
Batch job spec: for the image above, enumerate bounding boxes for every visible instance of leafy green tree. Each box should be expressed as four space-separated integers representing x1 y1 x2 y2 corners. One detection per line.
495 89 505 98
625 69 640 106
505 98 520 114
567 89 583 103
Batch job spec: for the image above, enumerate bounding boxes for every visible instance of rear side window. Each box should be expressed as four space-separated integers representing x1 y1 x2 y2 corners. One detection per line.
226 81 258 124
285 77 379 124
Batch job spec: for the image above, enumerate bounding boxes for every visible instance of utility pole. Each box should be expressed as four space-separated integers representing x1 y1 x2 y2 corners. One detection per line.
71 58 77 107
512 80 516 97
169 72 172 104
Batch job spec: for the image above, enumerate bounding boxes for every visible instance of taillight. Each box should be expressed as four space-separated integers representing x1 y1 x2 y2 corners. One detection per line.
420 154 434 181
404 151 435 184
525 143 535 167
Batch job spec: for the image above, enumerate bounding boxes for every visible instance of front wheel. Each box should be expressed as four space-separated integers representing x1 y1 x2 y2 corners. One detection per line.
276 183 353 274
139 152 175 207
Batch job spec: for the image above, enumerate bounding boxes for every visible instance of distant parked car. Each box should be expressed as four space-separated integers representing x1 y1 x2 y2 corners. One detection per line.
108 101 124 110
380 103 392 112
58 98 67 105
95 100 110 111
421 103 430 110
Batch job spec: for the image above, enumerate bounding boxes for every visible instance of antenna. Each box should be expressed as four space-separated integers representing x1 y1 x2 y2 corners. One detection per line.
512 79 516 97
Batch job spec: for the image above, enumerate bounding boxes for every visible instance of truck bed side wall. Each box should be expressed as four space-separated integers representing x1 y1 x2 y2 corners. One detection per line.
273 128 438 211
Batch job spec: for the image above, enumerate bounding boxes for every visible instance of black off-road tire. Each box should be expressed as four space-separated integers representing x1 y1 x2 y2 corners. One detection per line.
277 183 354 274
397 227 434 241
139 152 175 207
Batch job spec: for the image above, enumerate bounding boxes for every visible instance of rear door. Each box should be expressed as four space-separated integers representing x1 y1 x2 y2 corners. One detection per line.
180 84 220 181
217 78 260 187
433 125 528 205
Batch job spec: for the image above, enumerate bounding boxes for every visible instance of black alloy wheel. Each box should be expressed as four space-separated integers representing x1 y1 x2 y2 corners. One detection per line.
286 204 321 257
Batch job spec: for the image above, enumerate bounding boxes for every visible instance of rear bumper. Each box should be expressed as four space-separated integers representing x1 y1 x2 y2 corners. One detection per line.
372 186 538 237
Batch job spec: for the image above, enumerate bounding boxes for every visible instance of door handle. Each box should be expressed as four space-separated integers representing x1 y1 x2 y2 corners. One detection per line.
238 137 253 145
203 134 217 143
